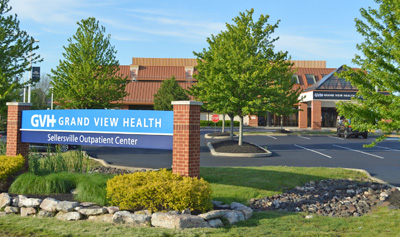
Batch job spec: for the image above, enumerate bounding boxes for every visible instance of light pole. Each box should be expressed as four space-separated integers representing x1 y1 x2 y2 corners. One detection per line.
50 86 54 110
27 39 39 103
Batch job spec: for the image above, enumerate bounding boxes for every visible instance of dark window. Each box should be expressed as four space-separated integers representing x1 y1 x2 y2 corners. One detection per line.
292 74 300 84
305 74 316 85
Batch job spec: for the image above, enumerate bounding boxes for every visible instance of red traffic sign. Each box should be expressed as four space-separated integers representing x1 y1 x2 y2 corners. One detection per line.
211 114 220 123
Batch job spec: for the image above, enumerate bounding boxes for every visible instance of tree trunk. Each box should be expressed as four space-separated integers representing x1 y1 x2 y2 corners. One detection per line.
229 114 234 140
280 115 283 130
222 114 225 133
239 116 243 145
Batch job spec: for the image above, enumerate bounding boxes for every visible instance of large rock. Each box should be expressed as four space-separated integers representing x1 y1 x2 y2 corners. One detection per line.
207 218 224 228
56 212 83 221
151 212 210 229
230 202 253 219
113 211 151 227
40 198 59 212
20 207 37 217
107 206 119 214
198 210 227 220
223 210 245 224
88 214 114 223
4 206 19 214
38 210 56 218
78 207 108 216
0 193 11 208
18 195 42 207
57 201 79 212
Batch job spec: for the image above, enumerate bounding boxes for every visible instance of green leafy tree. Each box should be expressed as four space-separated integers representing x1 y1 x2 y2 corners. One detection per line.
0 0 41 124
153 76 189 111
336 0 400 146
190 9 296 145
31 74 51 110
51 17 127 109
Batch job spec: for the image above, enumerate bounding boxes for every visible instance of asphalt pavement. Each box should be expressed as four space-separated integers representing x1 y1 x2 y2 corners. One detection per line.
83 129 400 187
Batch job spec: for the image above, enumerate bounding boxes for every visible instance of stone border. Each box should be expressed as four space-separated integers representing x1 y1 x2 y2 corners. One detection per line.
0 193 253 229
207 142 272 157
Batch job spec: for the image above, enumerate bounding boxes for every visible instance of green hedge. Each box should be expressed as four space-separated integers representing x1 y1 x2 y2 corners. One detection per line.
200 120 240 127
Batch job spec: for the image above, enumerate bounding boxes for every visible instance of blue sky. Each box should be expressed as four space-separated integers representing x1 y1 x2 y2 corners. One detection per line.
9 0 377 79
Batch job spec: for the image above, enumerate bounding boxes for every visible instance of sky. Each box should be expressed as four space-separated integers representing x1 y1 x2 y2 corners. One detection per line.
9 0 378 80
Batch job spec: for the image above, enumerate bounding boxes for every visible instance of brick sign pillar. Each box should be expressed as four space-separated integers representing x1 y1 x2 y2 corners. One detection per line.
171 101 203 178
311 100 322 129
298 102 308 129
6 102 31 169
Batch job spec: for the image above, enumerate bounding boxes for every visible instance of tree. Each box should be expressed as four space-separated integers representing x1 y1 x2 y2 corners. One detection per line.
153 76 189 111
0 0 41 123
51 17 127 109
190 9 297 145
336 0 400 146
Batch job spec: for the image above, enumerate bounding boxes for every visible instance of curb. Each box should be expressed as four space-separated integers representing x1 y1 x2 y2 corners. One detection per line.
204 134 238 139
207 142 272 158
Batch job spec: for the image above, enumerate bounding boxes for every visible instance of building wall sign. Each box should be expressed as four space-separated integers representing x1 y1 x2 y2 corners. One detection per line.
313 91 357 100
21 110 173 149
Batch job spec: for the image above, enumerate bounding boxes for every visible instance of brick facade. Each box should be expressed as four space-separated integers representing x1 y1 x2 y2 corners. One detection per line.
311 100 322 129
248 115 258 127
298 102 308 129
6 102 31 170
172 101 202 178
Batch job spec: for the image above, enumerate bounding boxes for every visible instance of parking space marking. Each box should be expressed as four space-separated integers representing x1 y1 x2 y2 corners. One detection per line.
328 136 344 140
267 135 277 140
332 144 384 159
376 145 400 152
298 136 311 140
294 144 332 158
386 137 400 141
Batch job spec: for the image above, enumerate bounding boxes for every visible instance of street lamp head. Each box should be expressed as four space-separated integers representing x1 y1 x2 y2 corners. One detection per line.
34 39 39 43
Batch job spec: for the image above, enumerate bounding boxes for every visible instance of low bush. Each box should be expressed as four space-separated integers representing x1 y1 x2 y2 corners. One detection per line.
200 120 240 127
106 169 213 213
0 141 6 156
0 155 25 181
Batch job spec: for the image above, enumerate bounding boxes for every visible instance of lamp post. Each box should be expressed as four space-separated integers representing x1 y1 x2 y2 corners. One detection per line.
27 39 39 103
50 86 54 110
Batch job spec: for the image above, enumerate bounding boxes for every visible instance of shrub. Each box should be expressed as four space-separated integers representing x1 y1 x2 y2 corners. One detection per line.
0 141 6 156
106 169 213 213
0 155 25 181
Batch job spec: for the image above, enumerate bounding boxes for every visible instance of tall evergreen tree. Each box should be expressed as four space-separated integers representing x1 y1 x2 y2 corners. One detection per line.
190 9 298 145
0 0 41 123
51 17 127 109
336 0 400 146
153 76 189 111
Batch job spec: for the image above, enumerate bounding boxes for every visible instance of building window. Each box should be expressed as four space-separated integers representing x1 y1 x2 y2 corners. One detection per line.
292 74 300 84
305 74 316 85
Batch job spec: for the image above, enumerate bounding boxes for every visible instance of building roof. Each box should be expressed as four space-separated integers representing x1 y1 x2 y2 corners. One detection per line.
136 66 196 81
292 67 337 90
132 57 198 66
303 66 358 92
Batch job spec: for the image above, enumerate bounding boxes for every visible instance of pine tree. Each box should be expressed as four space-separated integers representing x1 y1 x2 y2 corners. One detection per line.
336 0 400 145
51 17 127 109
153 76 189 111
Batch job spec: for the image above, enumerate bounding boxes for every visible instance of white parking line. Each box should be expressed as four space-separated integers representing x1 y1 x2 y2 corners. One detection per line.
376 145 400 152
294 144 332 158
332 144 384 159
328 136 344 140
298 136 311 140
386 137 400 141
267 135 277 140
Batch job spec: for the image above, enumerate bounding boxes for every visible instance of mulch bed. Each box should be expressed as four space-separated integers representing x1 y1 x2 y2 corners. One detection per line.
211 140 266 153
274 129 292 133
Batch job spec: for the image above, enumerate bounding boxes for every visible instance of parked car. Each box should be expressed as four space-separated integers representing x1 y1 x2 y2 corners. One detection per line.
336 117 368 139
30 143 74 152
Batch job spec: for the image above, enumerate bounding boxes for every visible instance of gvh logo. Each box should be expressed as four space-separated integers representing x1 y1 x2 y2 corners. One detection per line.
31 114 57 127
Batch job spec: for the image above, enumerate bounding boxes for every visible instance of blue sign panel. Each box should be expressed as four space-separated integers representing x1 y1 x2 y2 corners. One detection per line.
21 110 173 149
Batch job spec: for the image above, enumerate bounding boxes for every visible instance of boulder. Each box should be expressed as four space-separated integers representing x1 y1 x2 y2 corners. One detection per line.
4 206 19 214
88 214 114 223
107 206 120 214
40 198 59 212
0 193 11 208
57 201 79 212
151 212 210 229
223 210 245 224
56 212 83 221
38 210 56 218
230 202 253 219
20 207 37 217
198 210 227 220
207 218 224 228
78 207 108 216
113 211 151 227
18 195 42 207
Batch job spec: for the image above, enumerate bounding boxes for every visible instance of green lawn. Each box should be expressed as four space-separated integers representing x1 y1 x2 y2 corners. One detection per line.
1 166 399 236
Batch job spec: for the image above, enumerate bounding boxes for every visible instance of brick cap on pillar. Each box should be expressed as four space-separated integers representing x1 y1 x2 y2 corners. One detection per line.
6 102 32 106
171 101 203 106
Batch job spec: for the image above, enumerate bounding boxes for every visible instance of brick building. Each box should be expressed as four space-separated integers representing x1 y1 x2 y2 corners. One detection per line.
119 57 358 129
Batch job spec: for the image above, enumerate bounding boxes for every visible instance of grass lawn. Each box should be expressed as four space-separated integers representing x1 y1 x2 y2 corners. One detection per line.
1 166 399 236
